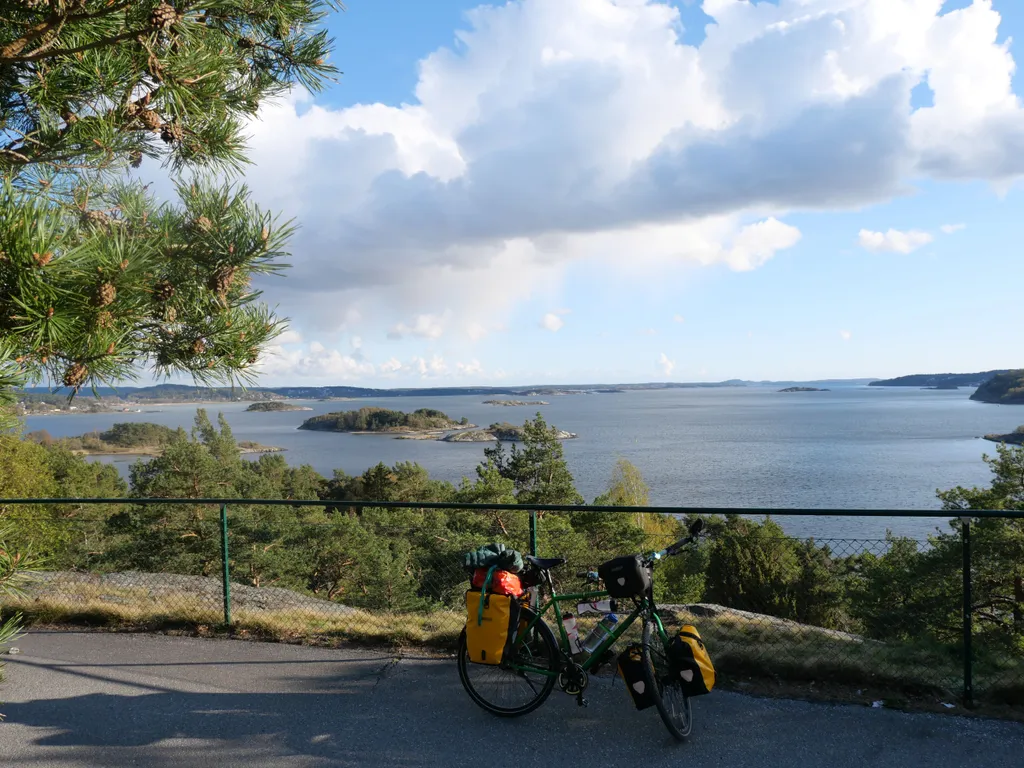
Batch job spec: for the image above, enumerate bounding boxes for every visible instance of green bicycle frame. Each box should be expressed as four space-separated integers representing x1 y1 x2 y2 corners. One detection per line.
509 584 670 678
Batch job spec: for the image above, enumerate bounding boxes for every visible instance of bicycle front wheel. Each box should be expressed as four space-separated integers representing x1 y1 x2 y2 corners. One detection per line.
642 619 693 741
457 606 560 717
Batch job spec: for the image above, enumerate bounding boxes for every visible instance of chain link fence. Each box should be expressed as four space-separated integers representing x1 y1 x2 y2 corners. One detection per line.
2 500 1023 713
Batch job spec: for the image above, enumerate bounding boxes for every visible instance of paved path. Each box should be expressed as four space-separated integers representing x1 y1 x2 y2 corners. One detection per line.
2 631 1023 767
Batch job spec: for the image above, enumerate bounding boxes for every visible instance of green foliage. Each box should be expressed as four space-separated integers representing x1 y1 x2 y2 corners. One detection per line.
299 408 463 432
1 0 339 183
100 422 178 447
484 413 584 505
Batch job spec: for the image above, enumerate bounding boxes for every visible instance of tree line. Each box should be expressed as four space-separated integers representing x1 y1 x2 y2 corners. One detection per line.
1 409 1023 660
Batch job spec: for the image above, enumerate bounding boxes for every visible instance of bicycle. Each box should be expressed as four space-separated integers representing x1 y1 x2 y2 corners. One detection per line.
457 518 705 741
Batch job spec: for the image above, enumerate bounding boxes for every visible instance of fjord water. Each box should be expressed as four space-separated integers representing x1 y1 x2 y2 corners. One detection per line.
25 386 1018 541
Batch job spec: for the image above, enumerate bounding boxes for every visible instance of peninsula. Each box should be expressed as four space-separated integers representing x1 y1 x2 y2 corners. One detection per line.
298 407 472 437
983 427 1024 446
970 371 1024 405
25 422 283 456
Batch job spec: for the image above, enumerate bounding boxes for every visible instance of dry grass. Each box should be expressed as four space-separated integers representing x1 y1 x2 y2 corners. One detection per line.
5 584 1024 713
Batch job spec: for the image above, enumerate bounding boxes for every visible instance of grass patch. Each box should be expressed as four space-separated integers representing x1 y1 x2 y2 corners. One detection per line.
6 583 1024 718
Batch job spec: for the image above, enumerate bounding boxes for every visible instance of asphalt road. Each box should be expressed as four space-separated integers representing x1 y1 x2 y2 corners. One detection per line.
2 631 1023 767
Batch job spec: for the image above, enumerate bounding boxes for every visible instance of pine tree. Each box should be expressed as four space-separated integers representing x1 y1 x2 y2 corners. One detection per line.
0 1 341 427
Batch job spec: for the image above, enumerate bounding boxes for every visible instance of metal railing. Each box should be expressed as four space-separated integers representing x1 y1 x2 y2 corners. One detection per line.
2 498 1023 712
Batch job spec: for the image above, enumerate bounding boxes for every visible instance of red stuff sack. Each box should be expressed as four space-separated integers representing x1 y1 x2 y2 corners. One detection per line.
472 568 523 596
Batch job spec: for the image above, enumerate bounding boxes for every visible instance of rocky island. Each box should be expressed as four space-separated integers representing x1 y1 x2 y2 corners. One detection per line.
298 407 472 439
983 426 1024 446
779 387 830 393
245 401 313 412
482 399 550 406
441 422 578 442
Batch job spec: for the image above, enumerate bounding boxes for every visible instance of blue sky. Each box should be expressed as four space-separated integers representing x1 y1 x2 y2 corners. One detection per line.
224 0 1024 386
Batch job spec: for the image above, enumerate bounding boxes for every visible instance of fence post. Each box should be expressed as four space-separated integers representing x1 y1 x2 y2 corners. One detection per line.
220 503 232 627
961 517 973 708
529 510 537 556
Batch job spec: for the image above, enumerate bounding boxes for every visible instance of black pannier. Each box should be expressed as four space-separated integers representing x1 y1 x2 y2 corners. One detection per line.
617 643 655 710
598 555 652 598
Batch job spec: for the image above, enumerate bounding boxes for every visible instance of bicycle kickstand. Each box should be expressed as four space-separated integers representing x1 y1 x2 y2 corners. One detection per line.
576 692 588 708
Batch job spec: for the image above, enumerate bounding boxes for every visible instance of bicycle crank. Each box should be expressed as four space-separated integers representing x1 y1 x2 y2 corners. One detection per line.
558 662 589 697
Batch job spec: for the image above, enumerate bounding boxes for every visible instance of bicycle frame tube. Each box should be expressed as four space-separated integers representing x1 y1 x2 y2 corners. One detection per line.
509 582 655 676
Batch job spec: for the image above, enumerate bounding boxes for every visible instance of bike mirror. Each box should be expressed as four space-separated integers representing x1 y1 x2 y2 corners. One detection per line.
688 518 705 536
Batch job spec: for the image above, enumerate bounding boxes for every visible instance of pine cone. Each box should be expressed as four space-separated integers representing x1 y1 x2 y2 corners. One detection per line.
191 339 206 356
81 209 110 227
163 305 177 323
238 36 256 49
93 282 117 307
63 363 89 389
33 251 53 267
106 342 116 355
192 216 213 233
96 311 114 330
153 280 175 302
139 110 162 131
129 151 143 169
150 2 179 30
207 266 237 296
160 122 183 144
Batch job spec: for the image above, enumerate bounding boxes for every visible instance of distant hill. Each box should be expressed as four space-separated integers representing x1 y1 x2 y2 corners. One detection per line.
869 371 1009 388
970 371 1024 405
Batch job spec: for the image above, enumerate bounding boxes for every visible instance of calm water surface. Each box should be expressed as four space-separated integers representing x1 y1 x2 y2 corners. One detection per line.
25 386 1021 541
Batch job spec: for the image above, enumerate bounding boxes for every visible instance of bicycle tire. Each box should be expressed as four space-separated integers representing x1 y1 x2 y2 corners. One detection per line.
642 619 693 741
457 606 560 717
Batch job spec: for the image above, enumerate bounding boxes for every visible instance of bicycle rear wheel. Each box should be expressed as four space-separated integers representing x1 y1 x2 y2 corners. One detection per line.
457 606 560 717
642 619 693 741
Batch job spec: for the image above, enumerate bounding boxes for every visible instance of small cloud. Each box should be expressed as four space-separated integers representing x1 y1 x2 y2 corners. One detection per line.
641 328 658 336
840 330 852 341
388 312 448 340
350 336 362 350
276 330 303 345
541 313 565 332
673 315 685 324
858 228 934 254
941 223 966 234
456 359 483 376
659 353 675 376
410 354 448 377
379 358 402 375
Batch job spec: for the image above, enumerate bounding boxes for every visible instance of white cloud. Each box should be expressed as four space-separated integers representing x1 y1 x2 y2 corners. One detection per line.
858 228 934 254
641 328 658 336
840 330 853 341
411 354 449 377
388 312 449 340
257 340 376 380
673 315 685 324
456 359 484 377
541 313 565 332
659 353 675 377
229 0 1024 342
379 358 403 376
941 223 966 234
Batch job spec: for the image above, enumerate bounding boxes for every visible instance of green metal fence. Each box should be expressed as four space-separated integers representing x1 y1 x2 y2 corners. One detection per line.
2 498 1024 712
